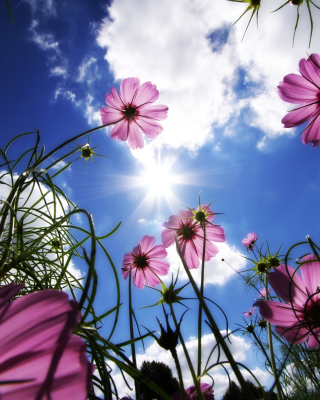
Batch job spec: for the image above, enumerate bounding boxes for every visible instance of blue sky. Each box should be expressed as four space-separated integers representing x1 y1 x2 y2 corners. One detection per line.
1 0 320 398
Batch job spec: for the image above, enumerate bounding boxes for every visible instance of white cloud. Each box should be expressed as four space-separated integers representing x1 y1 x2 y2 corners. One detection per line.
96 0 320 151
110 332 270 399
50 66 68 77
25 0 56 16
164 242 247 286
77 57 99 83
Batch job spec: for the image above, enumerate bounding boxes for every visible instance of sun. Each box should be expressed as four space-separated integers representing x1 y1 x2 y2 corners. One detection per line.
139 162 174 197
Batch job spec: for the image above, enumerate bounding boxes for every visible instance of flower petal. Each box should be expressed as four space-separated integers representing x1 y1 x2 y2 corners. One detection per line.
275 325 309 344
281 103 319 128
0 287 91 399
253 300 304 327
105 87 124 110
302 113 320 146
132 268 146 289
120 77 140 106
110 119 129 141
148 259 170 276
139 235 156 254
278 74 319 104
299 55 320 89
100 106 124 125
138 104 169 121
269 264 307 306
0 283 24 309
299 254 320 295
307 327 320 348
133 81 159 106
127 121 144 149
135 117 163 139
147 244 168 259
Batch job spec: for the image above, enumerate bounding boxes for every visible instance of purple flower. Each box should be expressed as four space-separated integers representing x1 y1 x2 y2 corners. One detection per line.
171 383 214 400
122 235 170 289
278 54 320 146
254 255 320 348
161 205 225 270
100 77 168 149
243 307 256 318
242 232 258 252
0 283 92 399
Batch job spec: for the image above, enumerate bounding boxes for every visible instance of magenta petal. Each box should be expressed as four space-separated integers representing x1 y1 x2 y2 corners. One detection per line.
133 81 159 106
147 244 168 259
299 57 320 88
0 283 24 308
110 119 129 141
161 228 176 248
105 87 124 109
253 300 303 327
0 286 91 399
302 114 320 146
138 104 169 121
307 328 320 348
281 103 319 128
100 107 124 125
132 268 146 289
148 259 170 275
120 77 140 106
139 235 156 254
181 239 200 269
143 268 162 287
275 325 309 344
269 264 307 306
278 74 318 104
127 121 144 149
136 117 163 139
162 214 181 231
299 255 320 295
205 225 225 242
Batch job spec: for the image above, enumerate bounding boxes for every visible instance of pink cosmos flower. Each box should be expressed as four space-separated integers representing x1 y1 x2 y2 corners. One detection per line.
258 288 270 298
161 205 225 270
100 77 169 150
0 283 92 399
278 54 320 146
122 235 170 289
253 255 320 348
243 307 256 318
171 383 214 400
242 232 258 252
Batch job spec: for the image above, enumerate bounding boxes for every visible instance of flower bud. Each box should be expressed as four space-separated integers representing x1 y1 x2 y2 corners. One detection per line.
246 324 254 333
257 262 267 273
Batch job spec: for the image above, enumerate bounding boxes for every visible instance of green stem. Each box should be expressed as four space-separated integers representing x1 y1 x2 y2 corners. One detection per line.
169 303 204 400
175 234 255 400
128 266 140 400
170 348 187 400
265 274 283 400
197 222 207 378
